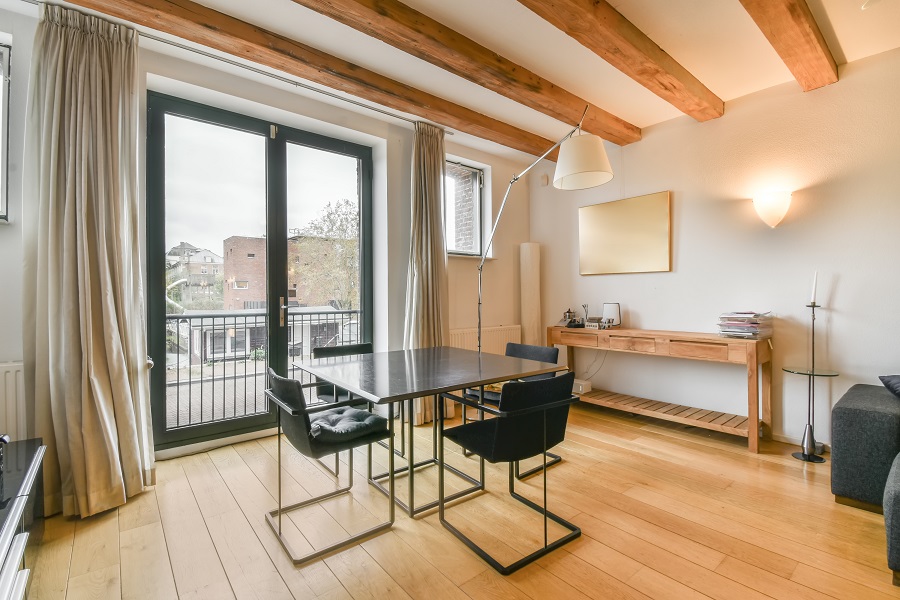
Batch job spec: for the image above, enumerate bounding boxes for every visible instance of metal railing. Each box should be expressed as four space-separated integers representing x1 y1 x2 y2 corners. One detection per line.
163 309 361 430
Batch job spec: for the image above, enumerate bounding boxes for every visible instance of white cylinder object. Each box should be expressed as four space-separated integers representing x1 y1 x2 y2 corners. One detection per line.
520 243 542 346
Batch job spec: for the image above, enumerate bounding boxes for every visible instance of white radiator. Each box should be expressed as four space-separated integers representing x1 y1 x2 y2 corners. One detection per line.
0 362 25 441
449 325 521 354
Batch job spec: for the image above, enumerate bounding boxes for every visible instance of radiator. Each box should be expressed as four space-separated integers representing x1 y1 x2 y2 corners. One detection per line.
0 362 25 441
449 325 521 354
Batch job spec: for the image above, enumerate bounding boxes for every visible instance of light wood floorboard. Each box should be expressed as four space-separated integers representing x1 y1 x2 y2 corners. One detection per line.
24 404 900 599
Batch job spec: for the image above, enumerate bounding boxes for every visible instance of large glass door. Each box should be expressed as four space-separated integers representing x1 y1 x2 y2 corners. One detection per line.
147 93 372 450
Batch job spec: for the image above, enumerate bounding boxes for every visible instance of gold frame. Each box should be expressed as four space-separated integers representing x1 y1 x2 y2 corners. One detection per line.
578 191 671 275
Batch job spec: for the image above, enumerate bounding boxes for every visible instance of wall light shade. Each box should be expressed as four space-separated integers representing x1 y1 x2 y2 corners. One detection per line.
753 190 792 228
553 133 613 190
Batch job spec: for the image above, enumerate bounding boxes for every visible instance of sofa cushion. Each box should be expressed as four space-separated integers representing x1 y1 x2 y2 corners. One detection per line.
832 384 900 506
880 375 900 399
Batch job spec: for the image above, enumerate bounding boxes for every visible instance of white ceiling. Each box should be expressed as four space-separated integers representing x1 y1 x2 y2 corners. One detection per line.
6 0 900 152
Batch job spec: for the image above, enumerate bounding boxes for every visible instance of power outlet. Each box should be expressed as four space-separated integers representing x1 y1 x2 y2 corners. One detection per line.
573 379 592 394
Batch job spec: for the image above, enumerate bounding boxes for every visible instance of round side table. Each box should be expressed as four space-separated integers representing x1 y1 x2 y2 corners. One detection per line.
783 366 839 463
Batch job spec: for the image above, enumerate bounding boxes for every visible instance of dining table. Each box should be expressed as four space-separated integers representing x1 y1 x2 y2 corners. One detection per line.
293 345 563 517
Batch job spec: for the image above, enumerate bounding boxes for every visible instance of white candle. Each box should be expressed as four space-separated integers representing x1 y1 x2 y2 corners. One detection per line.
810 271 818 304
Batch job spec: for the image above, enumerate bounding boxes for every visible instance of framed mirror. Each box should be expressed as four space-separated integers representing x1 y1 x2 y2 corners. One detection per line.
578 191 671 275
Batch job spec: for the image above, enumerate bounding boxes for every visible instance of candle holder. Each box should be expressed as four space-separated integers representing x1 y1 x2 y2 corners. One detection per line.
784 302 838 463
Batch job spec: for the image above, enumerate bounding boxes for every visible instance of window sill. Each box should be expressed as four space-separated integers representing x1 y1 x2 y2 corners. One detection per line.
448 253 494 261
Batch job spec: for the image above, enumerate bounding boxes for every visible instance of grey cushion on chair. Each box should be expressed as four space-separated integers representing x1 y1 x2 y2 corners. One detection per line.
832 384 900 506
310 406 388 443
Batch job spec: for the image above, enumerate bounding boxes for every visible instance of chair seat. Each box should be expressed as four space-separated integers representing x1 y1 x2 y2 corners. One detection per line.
311 406 388 443
444 418 545 464
463 388 500 405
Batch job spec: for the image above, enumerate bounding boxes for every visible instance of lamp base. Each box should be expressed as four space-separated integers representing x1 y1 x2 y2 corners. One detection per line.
792 451 826 463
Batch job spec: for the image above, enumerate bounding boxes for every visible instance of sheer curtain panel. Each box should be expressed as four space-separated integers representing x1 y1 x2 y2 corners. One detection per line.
22 5 154 518
404 122 452 424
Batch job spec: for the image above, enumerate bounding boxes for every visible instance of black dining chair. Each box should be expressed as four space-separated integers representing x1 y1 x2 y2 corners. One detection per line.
439 371 580 575
464 342 564 479
265 368 395 565
312 342 407 457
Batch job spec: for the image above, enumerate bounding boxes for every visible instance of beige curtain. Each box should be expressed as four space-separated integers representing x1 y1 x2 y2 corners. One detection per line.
22 5 154 518
404 122 452 424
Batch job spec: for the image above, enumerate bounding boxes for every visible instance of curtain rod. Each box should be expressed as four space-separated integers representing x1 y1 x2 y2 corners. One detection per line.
15 0 455 133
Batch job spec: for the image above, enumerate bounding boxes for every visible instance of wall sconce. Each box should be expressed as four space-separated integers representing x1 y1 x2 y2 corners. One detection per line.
753 190 792 228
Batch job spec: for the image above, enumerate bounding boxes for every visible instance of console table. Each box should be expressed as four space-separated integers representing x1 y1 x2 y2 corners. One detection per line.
548 327 772 452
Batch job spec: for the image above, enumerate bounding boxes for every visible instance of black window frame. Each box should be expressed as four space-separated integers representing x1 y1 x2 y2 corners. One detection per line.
146 91 374 451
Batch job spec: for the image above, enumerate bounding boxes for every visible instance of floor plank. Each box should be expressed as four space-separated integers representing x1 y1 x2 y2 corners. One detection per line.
24 405 900 600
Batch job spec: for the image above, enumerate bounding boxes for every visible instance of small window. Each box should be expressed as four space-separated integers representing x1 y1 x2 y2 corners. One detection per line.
247 253 256 259
212 267 219 275
444 161 482 256
234 280 249 289
204 256 213 262
200 266 208 274
0 45 10 221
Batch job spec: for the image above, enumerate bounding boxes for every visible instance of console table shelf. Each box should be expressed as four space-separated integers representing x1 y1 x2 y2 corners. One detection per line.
578 389 750 437
548 326 771 452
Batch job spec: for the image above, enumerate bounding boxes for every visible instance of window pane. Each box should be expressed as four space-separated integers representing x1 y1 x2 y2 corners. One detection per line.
162 113 268 429
445 162 481 255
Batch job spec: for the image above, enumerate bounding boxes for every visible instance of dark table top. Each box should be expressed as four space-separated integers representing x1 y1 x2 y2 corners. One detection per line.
295 346 563 404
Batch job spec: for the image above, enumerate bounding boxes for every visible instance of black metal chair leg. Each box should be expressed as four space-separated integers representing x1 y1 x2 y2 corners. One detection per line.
514 451 562 480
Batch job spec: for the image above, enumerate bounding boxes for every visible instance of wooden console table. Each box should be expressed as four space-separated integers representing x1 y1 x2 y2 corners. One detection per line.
548 326 772 452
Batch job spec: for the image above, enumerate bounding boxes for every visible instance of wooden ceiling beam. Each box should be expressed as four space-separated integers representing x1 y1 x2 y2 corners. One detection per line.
516 0 724 122
288 0 640 145
66 0 563 159
739 0 838 91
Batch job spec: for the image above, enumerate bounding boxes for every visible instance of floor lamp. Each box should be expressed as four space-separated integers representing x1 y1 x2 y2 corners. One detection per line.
477 108 615 353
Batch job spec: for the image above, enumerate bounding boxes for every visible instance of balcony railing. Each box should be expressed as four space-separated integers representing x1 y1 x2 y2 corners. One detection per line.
163 308 361 430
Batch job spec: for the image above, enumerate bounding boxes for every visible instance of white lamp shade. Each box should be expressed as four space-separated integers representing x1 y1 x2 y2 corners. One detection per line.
601 302 621 326
753 191 792 228
553 133 613 190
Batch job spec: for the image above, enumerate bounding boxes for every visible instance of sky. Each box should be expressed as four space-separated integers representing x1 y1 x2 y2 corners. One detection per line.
164 114 360 257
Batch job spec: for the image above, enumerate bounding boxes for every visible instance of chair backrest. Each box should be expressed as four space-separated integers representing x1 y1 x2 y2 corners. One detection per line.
505 343 559 381
493 371 575 462
267 368 316 456
312 342 374 359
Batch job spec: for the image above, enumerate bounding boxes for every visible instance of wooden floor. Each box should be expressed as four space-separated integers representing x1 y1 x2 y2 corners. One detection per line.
23 404 900 600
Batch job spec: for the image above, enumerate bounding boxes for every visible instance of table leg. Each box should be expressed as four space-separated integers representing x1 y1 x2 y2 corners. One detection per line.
761 359 772 440
747 345 760 453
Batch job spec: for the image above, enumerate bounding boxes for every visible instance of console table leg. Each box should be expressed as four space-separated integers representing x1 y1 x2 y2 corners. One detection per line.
747 345 760 453
761 360 772 440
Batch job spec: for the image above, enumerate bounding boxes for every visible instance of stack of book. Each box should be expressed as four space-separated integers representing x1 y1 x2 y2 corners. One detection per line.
717 312 773 339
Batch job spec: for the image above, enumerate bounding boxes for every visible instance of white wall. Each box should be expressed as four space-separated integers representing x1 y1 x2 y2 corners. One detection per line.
530 47 900 444
0 7 35 363
445 142 530 331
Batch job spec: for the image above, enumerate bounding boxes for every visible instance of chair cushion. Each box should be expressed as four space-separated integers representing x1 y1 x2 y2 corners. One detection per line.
310 406 388 443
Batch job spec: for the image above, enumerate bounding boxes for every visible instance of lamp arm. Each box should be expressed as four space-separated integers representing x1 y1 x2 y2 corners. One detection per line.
478 123 579 271
475 115 584 353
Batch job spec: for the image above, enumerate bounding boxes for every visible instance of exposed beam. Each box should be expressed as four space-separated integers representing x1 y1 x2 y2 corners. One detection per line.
288 0 640 146
516 0 724 122
739 0 838 91
67 0 563 159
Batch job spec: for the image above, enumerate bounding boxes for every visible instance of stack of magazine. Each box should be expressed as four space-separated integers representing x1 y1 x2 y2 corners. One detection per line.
717 312 773 339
